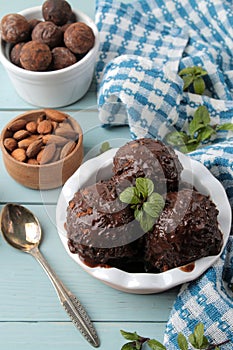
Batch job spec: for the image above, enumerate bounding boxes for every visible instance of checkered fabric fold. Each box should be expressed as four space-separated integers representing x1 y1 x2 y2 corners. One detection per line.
163 236 233 349
95 0 233 347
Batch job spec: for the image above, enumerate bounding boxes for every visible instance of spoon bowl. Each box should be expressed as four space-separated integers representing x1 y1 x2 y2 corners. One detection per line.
1 203 41 252
0 203 99 348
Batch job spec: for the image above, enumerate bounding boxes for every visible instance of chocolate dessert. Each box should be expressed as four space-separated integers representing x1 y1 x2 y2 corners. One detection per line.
66 138 223 273
113 138 183 194
67 177 144 267
144 188 223 272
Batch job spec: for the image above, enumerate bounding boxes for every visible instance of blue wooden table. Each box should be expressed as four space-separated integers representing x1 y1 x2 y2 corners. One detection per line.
0 1 178 349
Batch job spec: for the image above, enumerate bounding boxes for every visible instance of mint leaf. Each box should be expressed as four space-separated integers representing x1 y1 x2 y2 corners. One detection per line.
189 106 210 136
119 178 165 232
134 207 144 222
193 77 205 95
135 177 154 197
147 339 166 350
182 75 194 90
140 212 155 232
189 121 205 137
193 323 205 348
201 336 209 348
121 342 137 350
188 333 198 348
166 131 188 146
194 106 210 126
179 66 196 76
119 187 140 205
216 123 233 131
188 323 209 349
179 141 200 153
143 193 165 218
179 66 207 94
197 125 216 142
177 333 188 350
120 330 141 342
143 202 160 218
99 141 111 154
194 66 208 77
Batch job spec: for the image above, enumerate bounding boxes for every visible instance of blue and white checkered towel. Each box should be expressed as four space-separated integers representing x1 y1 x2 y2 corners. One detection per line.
95 0 233 347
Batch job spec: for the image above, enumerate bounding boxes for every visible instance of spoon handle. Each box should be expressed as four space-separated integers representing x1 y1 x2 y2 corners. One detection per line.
30 247 100 348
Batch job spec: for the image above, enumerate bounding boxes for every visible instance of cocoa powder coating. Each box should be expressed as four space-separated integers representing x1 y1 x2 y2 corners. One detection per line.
31 21 63 48
20 41 52 71
64 22 95 54
42 0 72 26
51 47 77 70
0 14 30 44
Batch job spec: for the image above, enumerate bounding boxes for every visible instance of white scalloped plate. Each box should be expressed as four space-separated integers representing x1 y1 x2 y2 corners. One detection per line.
56 148 231 294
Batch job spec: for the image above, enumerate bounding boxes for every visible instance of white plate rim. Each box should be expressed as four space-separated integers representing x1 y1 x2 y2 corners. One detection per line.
56 148 232 294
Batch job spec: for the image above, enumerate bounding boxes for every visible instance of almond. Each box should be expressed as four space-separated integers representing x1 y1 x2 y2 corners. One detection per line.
4 138 18 152
8 119 27 132
18 137 36 149
55 127 79 140
58 120 73 130
51 121 58 131
26 121 37 133
44 109 67 122
11 148 27 162
26 139 43 158
42 134 68 146
27 158 39 165
37 113 46 123
51 147 61 162
37 120 52 134
37 143 56 164
60 141 76 159
13 129 30 141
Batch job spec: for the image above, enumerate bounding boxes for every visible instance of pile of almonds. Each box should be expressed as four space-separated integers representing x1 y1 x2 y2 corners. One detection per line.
3 109 79 165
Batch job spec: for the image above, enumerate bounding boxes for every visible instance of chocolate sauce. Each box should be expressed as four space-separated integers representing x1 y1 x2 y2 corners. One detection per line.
179 262 195 272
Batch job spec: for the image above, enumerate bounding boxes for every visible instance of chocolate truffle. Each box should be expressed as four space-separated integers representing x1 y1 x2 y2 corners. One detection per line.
113 138 183 194
42 0 72 26
0 14 30 44
10 42 25 67
28 18 41 32
144 188 223 272
32 21 63 48
51 47 76 70
64 22 95 54
66 177 143 267
20 41 52 71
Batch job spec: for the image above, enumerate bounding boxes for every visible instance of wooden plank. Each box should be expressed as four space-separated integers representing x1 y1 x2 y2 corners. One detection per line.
0 322 166 350
0 204 177 322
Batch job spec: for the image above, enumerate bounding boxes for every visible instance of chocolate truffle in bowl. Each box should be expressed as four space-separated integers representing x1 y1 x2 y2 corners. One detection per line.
42 0 73 26
0 14 30 43
0 1 99 107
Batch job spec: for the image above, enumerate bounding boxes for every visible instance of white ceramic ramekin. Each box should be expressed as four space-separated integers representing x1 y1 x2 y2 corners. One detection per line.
0 6 99 107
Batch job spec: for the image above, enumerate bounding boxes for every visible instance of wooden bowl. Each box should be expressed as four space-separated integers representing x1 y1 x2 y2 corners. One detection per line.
0 110 83 190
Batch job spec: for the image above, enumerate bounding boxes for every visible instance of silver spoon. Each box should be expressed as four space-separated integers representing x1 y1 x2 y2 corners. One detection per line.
0 203 100 348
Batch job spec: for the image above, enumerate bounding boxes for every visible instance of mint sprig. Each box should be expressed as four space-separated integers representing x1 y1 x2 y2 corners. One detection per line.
179 66 208 94
119 178 165 232
120 323 230 350
166 105 233 153
99 141 111 154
